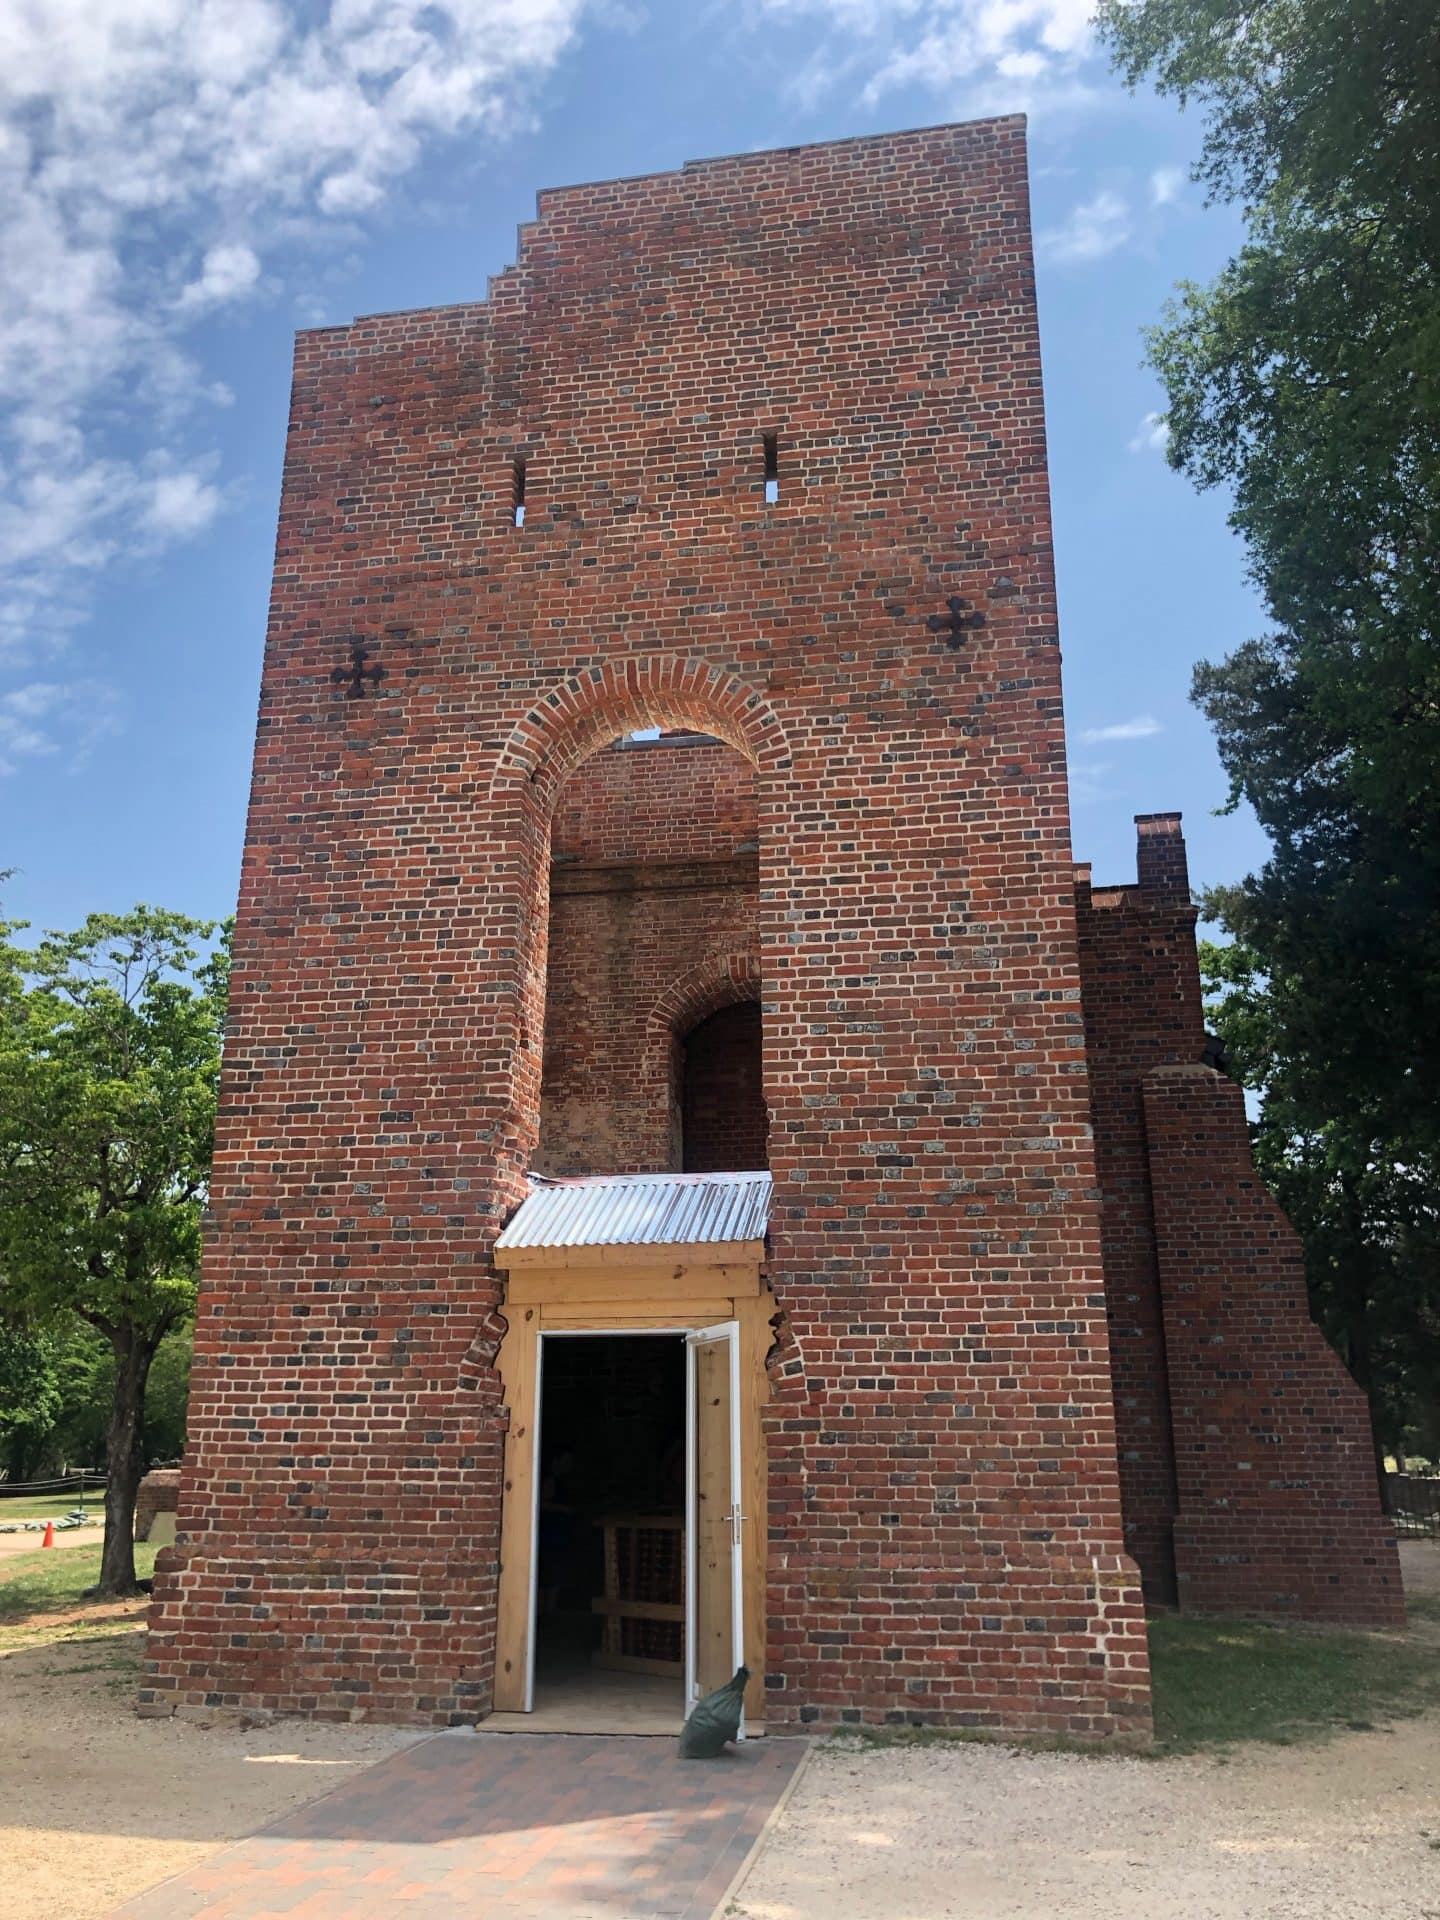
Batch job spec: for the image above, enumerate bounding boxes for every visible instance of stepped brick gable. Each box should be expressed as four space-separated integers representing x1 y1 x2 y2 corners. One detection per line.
1143 1065 1405 1623
1073 816 1200 1602
1076 815 1402 1621
143 117 1399 1740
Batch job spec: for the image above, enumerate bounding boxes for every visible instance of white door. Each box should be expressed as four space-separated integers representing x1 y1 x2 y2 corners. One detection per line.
685 1320 745 1728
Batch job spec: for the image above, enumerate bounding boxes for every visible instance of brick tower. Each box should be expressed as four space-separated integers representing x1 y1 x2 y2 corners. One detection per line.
145 118 1164 1737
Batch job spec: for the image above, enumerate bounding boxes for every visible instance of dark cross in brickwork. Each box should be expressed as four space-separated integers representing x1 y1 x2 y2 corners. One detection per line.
332 639 384 698
927 595 985 649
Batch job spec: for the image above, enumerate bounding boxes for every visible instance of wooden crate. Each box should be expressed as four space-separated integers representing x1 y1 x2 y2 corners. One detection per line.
592 1513 684 1674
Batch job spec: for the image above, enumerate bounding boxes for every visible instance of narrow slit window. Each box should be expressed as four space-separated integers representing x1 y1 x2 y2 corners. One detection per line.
512 457 527 527
763 433 779 505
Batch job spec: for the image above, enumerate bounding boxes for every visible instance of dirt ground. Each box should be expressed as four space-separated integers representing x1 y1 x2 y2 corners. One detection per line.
734 1712 1440 1920
735 1541 1440 1920
0 1525 103 1563
0 1596 414 1920
2 1543 1437 1920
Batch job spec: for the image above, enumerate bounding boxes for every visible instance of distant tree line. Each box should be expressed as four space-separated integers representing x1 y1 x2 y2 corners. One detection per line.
0 1316 192 1484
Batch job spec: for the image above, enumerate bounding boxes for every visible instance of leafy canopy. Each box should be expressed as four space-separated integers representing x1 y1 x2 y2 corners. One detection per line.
1098 0 1440 1439
1095 0 1440 1114
0 908 228 1346
1201 919 1440 1453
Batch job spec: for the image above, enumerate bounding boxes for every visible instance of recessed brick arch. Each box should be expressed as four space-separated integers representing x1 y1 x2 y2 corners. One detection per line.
647 950 762 1049
635 951 764 1171
489 655 791 813
488 664 785 1177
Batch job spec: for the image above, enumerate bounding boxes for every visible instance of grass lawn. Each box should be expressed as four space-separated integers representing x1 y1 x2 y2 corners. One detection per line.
4 1535 1433 1761
1147 1600 1440 1753
0 1492 104 1524
0 1542 158 1653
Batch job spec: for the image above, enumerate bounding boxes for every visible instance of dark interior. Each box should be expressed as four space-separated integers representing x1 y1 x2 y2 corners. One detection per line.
681 1000 767 1171
534 1334 686 1681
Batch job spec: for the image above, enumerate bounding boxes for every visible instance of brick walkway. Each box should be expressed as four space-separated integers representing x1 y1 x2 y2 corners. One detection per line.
118 1732 808 1919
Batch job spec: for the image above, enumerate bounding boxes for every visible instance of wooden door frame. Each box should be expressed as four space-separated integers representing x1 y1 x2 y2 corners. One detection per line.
490 1246 770 1724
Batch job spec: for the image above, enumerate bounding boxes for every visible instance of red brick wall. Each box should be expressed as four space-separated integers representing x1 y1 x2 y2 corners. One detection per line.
1078 814 1401 1624
1143 1066 1405 1624
682 1002 767 1170
551 732 757 867
1074 815 1203 1604
145 118 1150 1740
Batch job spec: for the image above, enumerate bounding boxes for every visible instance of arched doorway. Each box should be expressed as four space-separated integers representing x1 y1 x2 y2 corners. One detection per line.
489 675 783 1730
681 1001 767 1171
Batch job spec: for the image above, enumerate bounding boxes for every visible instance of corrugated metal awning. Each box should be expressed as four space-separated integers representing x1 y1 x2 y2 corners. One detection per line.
495 1170 771 1253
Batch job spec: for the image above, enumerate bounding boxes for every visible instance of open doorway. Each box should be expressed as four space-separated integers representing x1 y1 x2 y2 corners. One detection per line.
532 1332 688 1728
680 1000 767 1171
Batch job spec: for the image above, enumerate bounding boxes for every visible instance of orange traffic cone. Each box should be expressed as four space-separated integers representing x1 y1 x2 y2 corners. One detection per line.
41 1521 55 1548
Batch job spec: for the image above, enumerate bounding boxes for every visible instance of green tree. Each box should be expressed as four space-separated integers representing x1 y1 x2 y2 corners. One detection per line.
34 1316 195 1474
1099 0 1440 1408
0 910 227 1592
140 1324 193 1465
1200 922 1440 1474
0 1315 65 1482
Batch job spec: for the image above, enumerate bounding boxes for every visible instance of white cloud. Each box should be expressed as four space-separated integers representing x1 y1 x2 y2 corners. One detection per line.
143 471 225 539
1067 757 1111 805
178 243 262 314
0 0 592 764
1079 715 1164 743
1128 409 1169 454
1035 188 1130 264
2 681 64 721
0 678 121 775
1150 164 1184 207
754 0 1105 121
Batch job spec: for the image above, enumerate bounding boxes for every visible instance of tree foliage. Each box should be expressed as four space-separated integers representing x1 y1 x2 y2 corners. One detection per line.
1099 0 1440 1441
8 1317 195 1478
0 1317 66 1482
1201 920 1440 1461
0 909 227 1589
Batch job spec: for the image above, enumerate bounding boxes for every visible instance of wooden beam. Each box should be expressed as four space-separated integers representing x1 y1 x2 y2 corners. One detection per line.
540 1303 735 1329
492 1303 539 1713
508 1262 761 1304
591 1598 685 1622
593 1652 684 1678
738 1289 772 1728
496 1239 765 1276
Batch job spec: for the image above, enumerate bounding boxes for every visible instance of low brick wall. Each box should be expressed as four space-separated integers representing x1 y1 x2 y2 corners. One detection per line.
136 1469 181 1543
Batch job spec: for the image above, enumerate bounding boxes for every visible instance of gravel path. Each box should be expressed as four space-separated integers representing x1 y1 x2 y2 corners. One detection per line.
3 1543 1436 1919
733 1718 1440 1920
0 1526 104 1563
735 1544 1440 1920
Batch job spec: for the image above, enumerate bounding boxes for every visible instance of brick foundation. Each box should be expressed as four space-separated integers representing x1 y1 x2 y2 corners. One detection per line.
135 1469 181 1543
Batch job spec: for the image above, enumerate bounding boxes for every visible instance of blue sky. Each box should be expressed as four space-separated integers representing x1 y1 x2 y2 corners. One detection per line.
2 0 1269 937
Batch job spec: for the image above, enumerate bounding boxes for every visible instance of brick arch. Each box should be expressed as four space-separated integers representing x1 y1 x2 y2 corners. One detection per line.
485 659 786 1179
638 951 764 1175
488 654 791 811
646 950 762 1050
